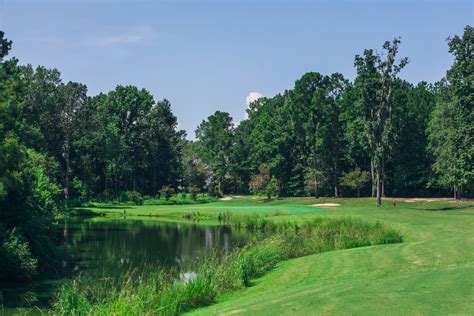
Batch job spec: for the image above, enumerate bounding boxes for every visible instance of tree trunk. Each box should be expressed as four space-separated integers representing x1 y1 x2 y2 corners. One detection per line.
153 164 156 195
381 157 385 197
376 165 382 207
371 159 376 197
217 179 223 197
63 137 70 200
453 185 459 200
115 174 118 200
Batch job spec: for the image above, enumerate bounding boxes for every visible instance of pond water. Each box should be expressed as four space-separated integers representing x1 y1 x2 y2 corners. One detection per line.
1 217 252 313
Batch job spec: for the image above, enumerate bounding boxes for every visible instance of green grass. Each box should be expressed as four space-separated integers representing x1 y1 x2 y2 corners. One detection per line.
72 197 474 315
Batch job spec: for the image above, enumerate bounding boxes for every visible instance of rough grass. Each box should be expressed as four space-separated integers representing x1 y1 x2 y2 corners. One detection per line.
52 217 402 315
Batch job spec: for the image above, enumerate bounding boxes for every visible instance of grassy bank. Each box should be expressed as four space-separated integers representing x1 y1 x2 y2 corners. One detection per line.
189 198 474 315
52 217 402 315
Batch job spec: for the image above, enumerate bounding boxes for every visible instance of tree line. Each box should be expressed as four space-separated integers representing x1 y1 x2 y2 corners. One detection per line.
0 26 472 280
192 27 472 203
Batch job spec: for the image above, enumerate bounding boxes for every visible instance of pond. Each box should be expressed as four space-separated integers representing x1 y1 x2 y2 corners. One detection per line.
1 217 253 313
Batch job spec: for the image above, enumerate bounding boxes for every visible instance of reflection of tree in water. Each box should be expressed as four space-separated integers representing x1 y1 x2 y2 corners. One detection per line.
62 219 251 278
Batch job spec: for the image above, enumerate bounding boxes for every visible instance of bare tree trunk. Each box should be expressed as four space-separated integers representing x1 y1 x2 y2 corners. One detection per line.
153 164 156 195
115 174 118 200
371 159 376 197
218 178 223 197
376 165 382 207
63 137 70 200
381 156 385 197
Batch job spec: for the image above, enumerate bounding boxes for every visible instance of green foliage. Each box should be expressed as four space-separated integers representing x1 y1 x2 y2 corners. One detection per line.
159 185 175 201
340 168 370 196
265 176 279 200
195 111 234 197
143 193 217 205
249 167 279 200
427 26 473 198
304 168 326 197
188 185 200 200
0 228 38 280
119 191 144 205
0 31 66 283
354 37 409 205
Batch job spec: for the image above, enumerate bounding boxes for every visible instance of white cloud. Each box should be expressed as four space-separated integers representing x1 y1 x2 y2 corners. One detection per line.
88 26 158 47
246 91 264 107
244 91 264 119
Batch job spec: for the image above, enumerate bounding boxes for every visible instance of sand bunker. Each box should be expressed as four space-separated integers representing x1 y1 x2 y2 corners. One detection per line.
310 203 340 207
219 196 234 201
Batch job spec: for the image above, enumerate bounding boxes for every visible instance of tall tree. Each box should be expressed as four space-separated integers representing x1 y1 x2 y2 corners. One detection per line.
428 26 473 198
195 111 234 196
354 38 408 206
1 31 64 281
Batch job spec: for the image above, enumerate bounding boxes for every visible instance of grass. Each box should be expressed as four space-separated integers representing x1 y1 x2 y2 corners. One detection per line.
68 197 474 314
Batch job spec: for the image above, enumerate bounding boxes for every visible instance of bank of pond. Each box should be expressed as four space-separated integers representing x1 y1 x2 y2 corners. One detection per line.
1 214 402 314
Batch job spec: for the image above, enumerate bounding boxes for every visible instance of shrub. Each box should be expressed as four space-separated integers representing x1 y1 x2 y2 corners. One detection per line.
159 186 175 201
119 191 144 205
188 185 200 200
0 227 38 281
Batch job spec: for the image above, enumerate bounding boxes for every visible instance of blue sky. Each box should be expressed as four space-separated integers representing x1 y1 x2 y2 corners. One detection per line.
1 0 472 138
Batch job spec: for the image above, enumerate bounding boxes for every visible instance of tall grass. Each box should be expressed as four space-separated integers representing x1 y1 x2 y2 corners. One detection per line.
52 217 402 315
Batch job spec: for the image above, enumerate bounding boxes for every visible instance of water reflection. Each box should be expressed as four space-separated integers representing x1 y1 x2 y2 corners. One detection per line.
63 218 250 277
1 218 252 313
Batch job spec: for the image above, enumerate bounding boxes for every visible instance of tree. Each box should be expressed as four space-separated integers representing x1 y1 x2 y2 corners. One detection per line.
183 141 209 193
195 111 234 197
304 167 326 197
428 25 473 198
160 185 175 201
0 31 64 281
354 38 409 206
249 166 279 200
340 168 370 197
72 86 184 198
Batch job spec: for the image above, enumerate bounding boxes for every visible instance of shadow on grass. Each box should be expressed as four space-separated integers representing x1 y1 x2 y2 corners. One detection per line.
412 204 473 212
91 205 133 210
69 208 96 217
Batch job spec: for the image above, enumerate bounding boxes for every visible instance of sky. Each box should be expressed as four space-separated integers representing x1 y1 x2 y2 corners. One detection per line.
1 0 472 138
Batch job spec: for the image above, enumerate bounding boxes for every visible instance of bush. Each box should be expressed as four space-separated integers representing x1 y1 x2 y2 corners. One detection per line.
188 185 200 200
159 186 175 201
0 228 38 281
119 191 144 205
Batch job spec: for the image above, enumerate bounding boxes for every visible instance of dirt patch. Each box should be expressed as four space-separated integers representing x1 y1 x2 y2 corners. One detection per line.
310 203 340 207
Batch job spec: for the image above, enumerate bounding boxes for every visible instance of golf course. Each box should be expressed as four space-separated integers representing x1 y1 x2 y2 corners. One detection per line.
2 5 472 315
77 196 474 315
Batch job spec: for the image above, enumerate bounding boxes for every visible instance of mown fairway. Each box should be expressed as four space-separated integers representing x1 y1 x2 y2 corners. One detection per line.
80 197 474 315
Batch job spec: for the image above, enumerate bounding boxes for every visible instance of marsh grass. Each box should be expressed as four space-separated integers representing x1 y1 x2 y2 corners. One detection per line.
52 217 402 315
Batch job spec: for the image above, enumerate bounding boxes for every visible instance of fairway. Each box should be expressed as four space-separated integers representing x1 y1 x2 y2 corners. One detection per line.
79 197 474 315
